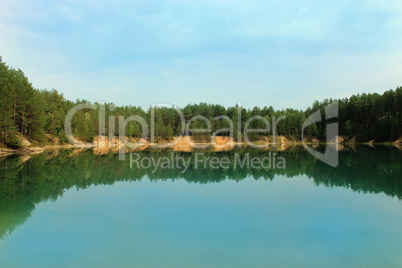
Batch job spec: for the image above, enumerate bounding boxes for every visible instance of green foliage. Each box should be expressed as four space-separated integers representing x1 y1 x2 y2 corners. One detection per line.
0 56 400 145
3 133 22 149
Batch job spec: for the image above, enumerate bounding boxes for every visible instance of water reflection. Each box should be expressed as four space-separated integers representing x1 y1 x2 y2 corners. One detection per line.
0 146 401 239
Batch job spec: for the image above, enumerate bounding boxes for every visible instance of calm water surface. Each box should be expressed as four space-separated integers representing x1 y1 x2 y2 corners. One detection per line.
0 146 401 267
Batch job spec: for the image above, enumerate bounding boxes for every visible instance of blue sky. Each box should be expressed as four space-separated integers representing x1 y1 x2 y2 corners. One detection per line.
1 0 401 110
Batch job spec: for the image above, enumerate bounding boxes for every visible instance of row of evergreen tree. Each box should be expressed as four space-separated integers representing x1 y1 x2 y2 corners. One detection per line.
0 56 401 147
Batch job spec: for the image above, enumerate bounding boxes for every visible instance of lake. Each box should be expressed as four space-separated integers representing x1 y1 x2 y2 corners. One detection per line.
0 146 401 267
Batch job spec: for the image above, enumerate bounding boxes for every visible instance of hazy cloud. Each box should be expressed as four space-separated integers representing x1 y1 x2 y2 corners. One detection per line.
0 0 401 109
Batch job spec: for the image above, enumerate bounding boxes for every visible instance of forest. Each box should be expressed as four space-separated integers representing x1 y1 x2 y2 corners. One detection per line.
0 56 401 148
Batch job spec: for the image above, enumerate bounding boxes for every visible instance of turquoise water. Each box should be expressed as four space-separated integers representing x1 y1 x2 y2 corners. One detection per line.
0 147 401 267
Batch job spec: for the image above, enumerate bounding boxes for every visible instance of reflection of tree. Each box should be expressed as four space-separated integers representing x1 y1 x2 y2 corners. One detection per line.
0 146 401 239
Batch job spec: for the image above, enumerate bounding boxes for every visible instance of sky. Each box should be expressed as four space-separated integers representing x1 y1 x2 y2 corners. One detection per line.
0 0 401 110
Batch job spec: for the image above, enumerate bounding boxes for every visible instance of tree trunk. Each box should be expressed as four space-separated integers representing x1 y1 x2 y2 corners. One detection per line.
21 110 24 135
13 99 16 127
52 113 54 135
5 109 8 139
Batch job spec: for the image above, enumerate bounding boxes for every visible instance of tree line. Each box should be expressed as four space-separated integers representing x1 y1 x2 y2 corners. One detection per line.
0 56 401 147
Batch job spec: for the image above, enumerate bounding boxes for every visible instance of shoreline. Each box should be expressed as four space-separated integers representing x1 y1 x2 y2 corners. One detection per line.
1 138 400 157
